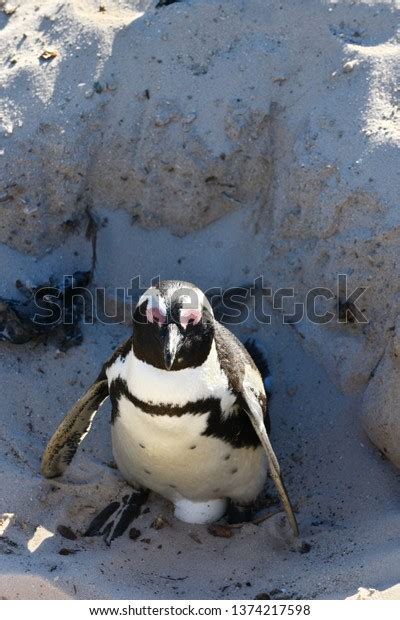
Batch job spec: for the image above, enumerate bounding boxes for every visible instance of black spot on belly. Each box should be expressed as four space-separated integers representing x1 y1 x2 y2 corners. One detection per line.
231 467 238 474
189 445 197 450
224 454 231 461
144 469 151 475
169 484 177 489
139 444 146 449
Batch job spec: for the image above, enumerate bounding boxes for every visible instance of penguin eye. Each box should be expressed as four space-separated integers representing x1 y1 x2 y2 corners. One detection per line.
180 308 202 330
146 307 167 326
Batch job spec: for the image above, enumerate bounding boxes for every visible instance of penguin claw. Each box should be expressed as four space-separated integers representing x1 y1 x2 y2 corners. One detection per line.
84 490 148 545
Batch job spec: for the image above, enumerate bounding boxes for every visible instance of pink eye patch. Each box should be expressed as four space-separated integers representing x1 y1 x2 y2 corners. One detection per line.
146 306 167 325
180 308 202 330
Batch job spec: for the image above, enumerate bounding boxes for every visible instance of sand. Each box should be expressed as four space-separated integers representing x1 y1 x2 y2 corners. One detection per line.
0 0 399 601
1 218 399 599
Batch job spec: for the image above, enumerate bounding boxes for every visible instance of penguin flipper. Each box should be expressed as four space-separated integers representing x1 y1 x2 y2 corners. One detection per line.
241 382 299 538
41 376 109 478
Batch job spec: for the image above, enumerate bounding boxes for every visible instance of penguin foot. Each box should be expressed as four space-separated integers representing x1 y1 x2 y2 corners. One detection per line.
84 489 148 545
224 501 255 525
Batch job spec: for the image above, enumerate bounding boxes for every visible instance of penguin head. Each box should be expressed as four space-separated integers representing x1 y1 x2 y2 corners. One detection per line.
132 280 215 371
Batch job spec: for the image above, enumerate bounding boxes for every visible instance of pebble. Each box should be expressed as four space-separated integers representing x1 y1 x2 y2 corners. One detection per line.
58 548 78 556
255 592 271 600
150 515 170 530
207 524 234 538
129 527 141 540
343 60 358 73
57 525 77 541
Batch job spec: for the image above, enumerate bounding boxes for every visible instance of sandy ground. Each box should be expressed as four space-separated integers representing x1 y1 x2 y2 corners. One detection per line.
1 0 400 458
0 221 399 600
0 0 400 601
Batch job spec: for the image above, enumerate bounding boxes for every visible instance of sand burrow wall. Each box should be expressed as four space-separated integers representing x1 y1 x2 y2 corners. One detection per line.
1 0 400 465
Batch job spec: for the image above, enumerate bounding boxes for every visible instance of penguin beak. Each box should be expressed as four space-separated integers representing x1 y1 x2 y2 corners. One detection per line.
163 323 181 370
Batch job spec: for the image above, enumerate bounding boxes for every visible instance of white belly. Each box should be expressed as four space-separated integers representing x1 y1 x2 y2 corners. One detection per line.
107 344 267 523
111 396 266 509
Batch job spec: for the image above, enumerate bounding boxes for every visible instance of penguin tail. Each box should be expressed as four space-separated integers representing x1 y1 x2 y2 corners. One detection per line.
243 339 272 397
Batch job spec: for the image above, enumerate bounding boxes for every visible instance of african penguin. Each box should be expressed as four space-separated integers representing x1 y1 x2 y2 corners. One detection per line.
41 280 298 542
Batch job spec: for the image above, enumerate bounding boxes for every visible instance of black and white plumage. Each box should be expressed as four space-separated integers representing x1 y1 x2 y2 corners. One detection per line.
41 280 298 538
